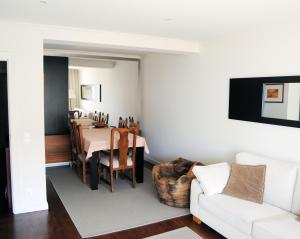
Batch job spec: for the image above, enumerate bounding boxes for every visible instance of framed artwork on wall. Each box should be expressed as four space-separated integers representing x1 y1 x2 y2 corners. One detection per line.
263 83 284 103
81 84 101 102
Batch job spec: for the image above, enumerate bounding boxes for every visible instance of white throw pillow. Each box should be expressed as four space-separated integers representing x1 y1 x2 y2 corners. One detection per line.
192 162 230 196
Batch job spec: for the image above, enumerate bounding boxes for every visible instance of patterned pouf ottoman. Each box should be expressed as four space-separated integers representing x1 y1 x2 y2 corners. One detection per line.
152 158 201 208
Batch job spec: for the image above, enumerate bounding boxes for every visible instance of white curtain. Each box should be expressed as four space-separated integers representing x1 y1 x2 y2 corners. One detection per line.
69 69 80 109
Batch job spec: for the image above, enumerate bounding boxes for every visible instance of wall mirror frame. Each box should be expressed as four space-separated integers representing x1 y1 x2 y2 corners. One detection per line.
229 76 300 128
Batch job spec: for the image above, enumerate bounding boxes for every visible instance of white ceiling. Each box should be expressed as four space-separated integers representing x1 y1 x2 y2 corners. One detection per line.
1 0 300 40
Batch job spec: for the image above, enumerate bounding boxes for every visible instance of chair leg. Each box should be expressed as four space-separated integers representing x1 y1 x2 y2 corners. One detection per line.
98 163 102 184
132 168 136 188
82 161 87 184
103 167 107 180
110 170 115 192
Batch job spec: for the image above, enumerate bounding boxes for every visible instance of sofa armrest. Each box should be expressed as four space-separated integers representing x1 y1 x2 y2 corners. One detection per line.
190 179 204 216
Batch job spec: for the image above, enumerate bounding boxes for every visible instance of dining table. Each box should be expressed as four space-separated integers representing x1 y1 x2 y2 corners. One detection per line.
82 127 150 190
71 118 97 126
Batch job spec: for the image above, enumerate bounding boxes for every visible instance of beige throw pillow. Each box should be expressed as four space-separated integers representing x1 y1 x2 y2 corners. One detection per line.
223 163 266 204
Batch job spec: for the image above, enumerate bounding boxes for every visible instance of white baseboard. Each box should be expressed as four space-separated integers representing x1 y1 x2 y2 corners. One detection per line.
46 162 71 168
13 201 49 214
144 155 161 165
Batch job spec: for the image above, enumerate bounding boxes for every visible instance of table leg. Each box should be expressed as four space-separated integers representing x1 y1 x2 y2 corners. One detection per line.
89 151 98 190
136 147 144 183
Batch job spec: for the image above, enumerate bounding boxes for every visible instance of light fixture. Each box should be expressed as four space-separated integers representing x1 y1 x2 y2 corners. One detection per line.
164 18 173 22
40 0 47 4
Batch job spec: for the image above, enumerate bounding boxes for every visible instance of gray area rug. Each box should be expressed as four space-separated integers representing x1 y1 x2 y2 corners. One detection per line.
47 167 189 238
144 227 202 239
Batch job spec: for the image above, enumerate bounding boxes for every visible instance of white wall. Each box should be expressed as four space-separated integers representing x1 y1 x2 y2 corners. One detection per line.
141 23 300 165
0 24 47 214
78 60 139 125
0 20 199 214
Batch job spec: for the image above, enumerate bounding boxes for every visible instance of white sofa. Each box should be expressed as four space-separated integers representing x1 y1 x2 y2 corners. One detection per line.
190 152 300 239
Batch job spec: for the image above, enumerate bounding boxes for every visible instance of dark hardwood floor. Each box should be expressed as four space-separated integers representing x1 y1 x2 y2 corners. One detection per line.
0 166 224 239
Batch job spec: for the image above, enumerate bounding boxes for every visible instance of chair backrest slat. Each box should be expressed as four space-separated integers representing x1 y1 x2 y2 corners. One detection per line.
69 121 76 150
110 128 137 169
118 117 128 128
99 113 109 125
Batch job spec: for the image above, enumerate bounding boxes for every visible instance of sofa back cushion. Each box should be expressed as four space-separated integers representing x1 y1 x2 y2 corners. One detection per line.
236 152 298 211
192 163 230 196
291 168 300 215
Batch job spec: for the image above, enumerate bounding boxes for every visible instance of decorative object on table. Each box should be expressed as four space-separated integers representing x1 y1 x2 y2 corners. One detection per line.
223 163 266 204
93 112 109 128
98 127 138 192
94 122 108 128
81 84 101 102
263 83 284 103
152 158 202 208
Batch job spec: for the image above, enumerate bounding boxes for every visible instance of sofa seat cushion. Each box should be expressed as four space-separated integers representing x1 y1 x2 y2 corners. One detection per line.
100 156 132 168
198 194 286 235
252 213 300 239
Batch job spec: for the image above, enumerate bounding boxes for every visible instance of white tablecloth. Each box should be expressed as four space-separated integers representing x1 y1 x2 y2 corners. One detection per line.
83 128 150 159
72 118 96 126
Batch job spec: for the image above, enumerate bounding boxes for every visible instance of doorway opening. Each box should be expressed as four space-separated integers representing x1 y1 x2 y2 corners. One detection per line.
0 61 12 213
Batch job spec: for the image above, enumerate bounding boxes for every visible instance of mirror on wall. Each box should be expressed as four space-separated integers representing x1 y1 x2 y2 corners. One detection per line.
229 76 300 128
262 83 300 121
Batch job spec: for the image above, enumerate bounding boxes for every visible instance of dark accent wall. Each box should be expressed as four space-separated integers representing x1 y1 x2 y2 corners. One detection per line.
44 56 69 135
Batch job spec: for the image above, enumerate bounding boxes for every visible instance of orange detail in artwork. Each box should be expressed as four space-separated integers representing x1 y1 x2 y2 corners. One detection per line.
267 89 279 98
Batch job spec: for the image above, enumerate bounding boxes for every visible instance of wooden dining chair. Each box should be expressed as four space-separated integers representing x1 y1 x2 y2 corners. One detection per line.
99 113 109 125
69 121 78 166
118 117 128 128
74 124 89 183
68 110 80 119
93 111 99 121
98 128 137 192
128 117 141 135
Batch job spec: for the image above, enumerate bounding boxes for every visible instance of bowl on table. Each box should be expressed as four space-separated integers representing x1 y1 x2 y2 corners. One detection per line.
93 122 108 128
